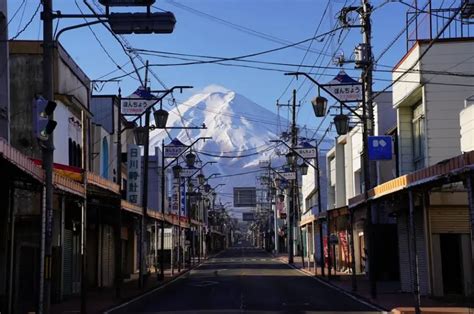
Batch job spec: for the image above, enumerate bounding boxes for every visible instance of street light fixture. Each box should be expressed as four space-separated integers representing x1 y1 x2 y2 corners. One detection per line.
299 162 309 176
197 173 205 185
134 126 148 145
204 183 211 193
334 114 350 135
153 108 169 128
172 164 182 179
311 94 328 117
286 152 296 165
185 152 196 167
274 177 281 189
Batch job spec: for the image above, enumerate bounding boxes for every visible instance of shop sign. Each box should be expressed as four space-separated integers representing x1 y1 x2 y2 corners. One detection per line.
126 144 142 205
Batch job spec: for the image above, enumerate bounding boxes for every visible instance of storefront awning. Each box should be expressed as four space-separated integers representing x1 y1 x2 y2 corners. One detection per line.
348 150 474 209
0 139 44 182
86 171 120 195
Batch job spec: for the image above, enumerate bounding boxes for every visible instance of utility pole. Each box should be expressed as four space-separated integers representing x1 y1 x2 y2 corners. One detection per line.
361 0 377 298
139 61 150 289
116 88 123 297
289 89 297 264
40 0 55 312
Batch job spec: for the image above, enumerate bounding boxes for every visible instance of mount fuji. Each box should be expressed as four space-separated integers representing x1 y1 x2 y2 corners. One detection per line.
148 85 288 217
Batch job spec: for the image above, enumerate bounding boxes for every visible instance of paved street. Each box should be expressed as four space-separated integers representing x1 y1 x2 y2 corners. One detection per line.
120 244 382 313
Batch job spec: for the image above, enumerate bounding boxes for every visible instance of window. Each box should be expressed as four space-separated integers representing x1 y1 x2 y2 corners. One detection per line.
412 102 425 170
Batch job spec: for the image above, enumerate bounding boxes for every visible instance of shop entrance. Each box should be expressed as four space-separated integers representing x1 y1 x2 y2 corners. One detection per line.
440 233 463 295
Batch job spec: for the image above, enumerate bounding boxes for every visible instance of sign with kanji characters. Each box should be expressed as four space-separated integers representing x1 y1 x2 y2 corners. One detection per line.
180 167 197 178
164 138 187 158
170 183 179 215
323 71 363 102
121 86 156 115
127 144 142 205
280 171 296 180
368 136 392 160
180 181 186 217
295 147 317 159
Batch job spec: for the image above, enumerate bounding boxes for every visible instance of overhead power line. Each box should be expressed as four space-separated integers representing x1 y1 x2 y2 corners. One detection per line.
10 1 41 40
162 0 334 57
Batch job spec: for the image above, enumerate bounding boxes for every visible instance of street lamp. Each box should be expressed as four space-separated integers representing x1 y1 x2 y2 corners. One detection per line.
134 126 148 145
153 108 169 128
197 173 205 185
204 183 211 193
185 152 196 167
311 94 328 117
299 162 309 176
274 177 281 189
172 164 182 178
334 114 350 135
286 152 296 165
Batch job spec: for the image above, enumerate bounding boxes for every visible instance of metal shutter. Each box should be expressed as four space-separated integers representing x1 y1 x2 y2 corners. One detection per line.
63 230 73 296
429 206 470 234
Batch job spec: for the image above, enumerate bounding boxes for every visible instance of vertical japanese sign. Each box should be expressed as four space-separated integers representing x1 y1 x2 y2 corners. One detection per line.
171 183 179 215
180 181 186 218
127 144 142 205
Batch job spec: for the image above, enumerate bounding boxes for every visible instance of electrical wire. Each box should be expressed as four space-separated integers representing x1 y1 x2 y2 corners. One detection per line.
75 1 139 81
10 1 41 40
208 169 264 179
277 0 332 102
3 0 27 33
371 4 464 101
162 0 334 57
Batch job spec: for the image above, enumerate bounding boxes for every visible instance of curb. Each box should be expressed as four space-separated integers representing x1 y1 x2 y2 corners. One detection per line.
103 253 219 314
272 254 388 313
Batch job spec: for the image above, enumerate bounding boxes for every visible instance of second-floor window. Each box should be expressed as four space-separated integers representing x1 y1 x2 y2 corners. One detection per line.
412 102 425 170
68 138 82 168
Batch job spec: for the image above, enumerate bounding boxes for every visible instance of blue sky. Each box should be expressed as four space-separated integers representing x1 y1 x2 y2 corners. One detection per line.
7 0 450 139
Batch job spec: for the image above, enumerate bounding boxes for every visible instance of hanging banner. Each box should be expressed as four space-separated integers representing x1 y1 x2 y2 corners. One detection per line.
126 144 142 205
121 86 156 115
339 231 350 263
323 70 363 102
276 198 286 219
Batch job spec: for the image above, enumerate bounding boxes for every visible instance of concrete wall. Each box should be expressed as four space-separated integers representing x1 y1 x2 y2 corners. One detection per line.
9 42 90 165
394 40 474 173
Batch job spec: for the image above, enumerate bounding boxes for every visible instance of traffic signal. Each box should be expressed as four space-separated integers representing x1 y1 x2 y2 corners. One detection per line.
34 96 57 141
108 12 176 34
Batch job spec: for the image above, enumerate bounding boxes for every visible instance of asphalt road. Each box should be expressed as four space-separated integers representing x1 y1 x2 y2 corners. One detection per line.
121 244 382 314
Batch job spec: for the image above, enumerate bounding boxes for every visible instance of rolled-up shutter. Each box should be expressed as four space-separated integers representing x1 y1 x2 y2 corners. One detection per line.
429 206 470 234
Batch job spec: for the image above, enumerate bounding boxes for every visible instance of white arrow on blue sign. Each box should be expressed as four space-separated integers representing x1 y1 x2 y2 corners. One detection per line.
368 136 392 160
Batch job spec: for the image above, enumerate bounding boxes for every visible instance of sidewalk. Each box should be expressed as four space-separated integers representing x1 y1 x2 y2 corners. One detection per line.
274 254 474 312
51 259 203 314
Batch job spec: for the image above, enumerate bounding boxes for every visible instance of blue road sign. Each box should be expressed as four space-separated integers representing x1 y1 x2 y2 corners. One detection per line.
368 136 392 160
